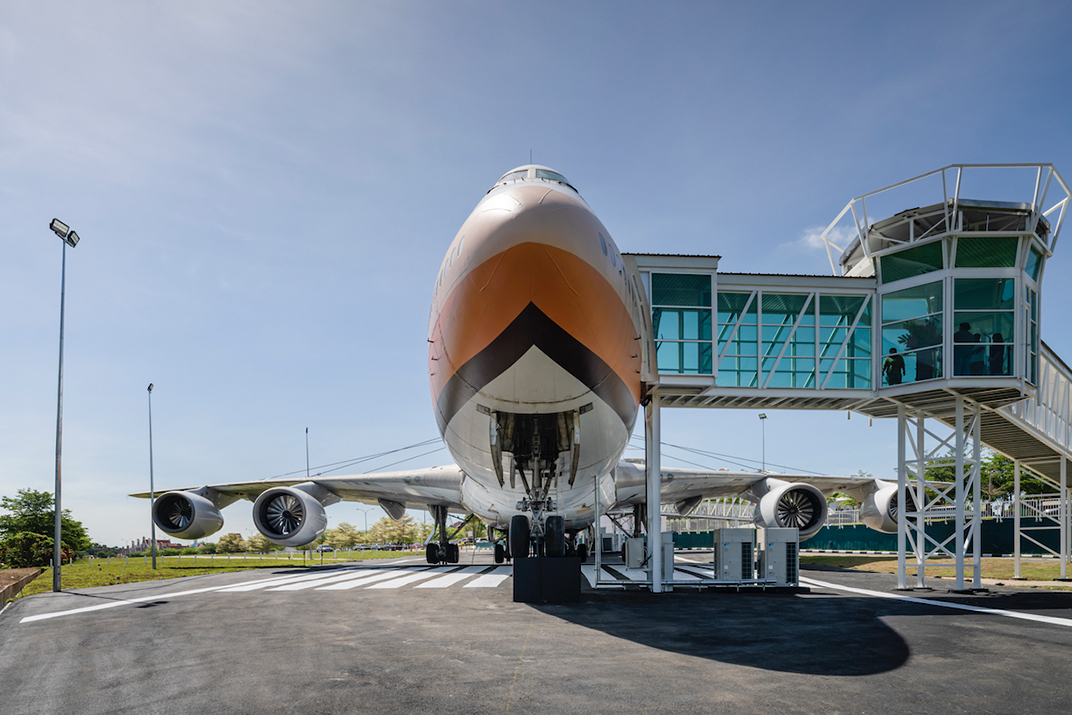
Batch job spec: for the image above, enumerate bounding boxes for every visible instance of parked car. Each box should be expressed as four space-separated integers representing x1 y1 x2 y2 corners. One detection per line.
315 544 334 552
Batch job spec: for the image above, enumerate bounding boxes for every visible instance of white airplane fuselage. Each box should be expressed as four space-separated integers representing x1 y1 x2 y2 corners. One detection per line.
428 166 645 531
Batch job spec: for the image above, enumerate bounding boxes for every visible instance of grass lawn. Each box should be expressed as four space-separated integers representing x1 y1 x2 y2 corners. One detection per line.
13 549 416 600
801 554 1071 584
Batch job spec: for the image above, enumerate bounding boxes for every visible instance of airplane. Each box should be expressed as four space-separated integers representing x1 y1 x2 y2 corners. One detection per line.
137 165 902 567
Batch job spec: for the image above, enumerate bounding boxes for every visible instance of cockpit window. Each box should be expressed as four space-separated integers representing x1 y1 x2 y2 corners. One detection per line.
499 170 528 183
535 169 569 184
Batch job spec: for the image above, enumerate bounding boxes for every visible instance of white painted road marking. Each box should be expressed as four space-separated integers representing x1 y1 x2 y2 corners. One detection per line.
365 567 457 589
415 566 488 588
800 576 1072 628
315 569 414 590
464 566 512 588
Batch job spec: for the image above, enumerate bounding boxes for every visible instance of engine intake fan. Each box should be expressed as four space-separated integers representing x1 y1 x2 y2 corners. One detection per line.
153 491 225 540
253 482 338 547
751 479 828 540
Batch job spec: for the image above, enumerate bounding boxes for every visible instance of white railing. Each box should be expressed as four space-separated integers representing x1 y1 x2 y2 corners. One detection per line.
1001 345 1072 455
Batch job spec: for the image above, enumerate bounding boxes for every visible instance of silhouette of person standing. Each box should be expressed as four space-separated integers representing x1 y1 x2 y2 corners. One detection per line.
883 348 905 386
990 334 1007 375
953 322 974 375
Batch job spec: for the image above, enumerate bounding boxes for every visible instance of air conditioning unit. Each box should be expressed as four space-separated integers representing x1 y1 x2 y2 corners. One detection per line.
757 527 799 586
713 528 755 581
624 536 646 569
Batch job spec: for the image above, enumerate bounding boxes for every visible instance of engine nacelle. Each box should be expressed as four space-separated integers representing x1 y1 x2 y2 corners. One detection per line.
861 481 913 534
253 485 330 547
752 480 828 540
153 491 225 540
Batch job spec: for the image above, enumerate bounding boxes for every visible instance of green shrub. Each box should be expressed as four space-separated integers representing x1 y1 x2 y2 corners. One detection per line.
0 532 72 568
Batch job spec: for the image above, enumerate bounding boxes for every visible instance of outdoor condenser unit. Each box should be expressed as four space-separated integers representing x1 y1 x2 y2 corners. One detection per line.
757 527 800 586
713 528 755 581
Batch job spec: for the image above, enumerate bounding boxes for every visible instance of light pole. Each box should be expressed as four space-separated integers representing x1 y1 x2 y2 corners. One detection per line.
148 383 157 570
48 218 79 593
758 413 768 472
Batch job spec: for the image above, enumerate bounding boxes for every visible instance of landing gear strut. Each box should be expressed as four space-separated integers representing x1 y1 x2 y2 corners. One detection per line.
426 505 460 565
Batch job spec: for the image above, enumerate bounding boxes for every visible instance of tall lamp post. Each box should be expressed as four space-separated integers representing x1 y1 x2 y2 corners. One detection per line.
758 413 768 473
148 383 157 570
48 218 80 593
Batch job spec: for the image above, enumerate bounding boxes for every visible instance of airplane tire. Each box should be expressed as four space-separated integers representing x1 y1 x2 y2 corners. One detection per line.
426 543 440 564
509 515 530 559
576 543 588 562
545 515 566 557
447 543 460 563
494 543 505 564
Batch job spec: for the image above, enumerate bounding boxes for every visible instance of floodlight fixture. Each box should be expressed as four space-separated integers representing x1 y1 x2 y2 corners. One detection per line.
65 231 79 248
758 413 767 420
50 218 70 239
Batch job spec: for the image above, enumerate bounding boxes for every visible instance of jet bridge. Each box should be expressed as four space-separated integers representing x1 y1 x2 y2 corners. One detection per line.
622 164 1072 593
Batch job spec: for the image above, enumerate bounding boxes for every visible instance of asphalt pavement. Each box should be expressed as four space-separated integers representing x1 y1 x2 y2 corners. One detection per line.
3 553 1072 714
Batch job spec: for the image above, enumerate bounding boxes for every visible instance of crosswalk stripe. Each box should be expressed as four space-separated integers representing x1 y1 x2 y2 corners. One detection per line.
365 567 457 589
217 568 363 592
266 567 409 591
464 566 512 588
414 566 488 589
316 568 415 591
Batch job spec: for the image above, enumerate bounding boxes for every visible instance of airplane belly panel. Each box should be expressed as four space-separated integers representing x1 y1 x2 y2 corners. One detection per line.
442 346 631 485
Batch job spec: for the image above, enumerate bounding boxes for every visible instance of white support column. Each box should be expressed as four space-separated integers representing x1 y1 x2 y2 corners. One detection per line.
1062 456 1068 581
1014 460 1021 579
896 404 907 589
955 396 966 591
971 401 982 590
645 393 663 593
915 408 926 589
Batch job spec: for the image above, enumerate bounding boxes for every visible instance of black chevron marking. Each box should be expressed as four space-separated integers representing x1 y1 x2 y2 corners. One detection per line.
436 302 637 432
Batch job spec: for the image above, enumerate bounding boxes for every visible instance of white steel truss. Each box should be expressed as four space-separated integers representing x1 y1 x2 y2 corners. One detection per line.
820 164 1072 276
897 396 983 591
1013 457 1070 580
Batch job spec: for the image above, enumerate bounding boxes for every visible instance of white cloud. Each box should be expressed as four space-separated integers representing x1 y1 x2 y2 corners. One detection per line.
795 224 858 252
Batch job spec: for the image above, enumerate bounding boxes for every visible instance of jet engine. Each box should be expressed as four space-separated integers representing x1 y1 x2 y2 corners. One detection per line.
253 483 336 547
752 480 828 540
153 491 225 540
860 481 914 534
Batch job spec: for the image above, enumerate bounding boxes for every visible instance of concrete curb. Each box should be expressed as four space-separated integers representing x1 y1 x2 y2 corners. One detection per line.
1 569 44 604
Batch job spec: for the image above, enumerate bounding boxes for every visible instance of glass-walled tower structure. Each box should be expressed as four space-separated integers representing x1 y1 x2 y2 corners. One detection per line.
820 164 1070 591
833 189 1053 406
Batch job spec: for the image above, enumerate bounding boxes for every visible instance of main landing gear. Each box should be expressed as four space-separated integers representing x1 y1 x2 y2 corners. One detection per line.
425 505 460 565
508 514 587 560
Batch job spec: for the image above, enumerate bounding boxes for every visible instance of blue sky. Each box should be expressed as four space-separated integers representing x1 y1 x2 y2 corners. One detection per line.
4 2 1072 547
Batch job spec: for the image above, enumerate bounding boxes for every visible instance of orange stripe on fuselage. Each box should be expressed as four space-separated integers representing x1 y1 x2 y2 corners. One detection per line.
429 242 641 412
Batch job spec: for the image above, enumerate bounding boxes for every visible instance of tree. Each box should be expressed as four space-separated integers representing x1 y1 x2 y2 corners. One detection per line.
368 515 420 544
0 489 90 551
0 532 73 568
247 534 276 553
217 533 247 553
324 523 360 549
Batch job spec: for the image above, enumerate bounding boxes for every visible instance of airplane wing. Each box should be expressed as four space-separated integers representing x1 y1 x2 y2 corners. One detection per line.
610 460 880 506
131 464 467 512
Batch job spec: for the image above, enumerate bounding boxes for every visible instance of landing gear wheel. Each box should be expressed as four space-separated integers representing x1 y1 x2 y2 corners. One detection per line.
509 514 530 559
494 543 505 564
545 515 566 557
426 543 440 564
447 543 460 563
576 544 588 562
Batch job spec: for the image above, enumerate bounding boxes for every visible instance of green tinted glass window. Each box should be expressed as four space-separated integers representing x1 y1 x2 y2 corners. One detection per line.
880 241 943 284
954 237 1019 267
819 295 866 326
881 282 943 323
954 279 1015 311
652 274 711 307
718 292 756 323
1025 247 1043 281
